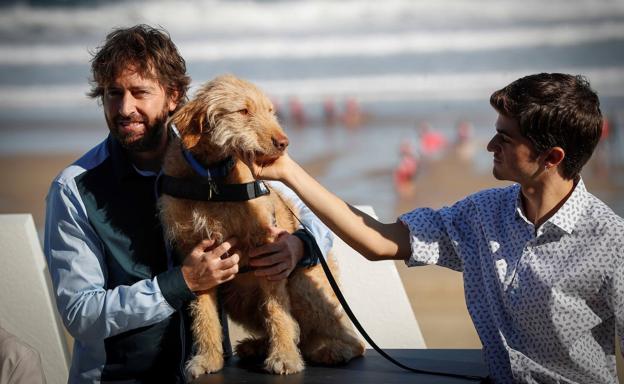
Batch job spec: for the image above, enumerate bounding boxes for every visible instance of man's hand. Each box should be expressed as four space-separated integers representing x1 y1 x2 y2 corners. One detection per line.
181 237 240 292
249 227 304 281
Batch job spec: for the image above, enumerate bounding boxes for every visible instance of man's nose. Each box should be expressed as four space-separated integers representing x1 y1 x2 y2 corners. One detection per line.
119 92 137 117
486 136 496 152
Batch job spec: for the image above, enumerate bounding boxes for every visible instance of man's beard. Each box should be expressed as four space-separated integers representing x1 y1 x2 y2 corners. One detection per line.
107 109 169 153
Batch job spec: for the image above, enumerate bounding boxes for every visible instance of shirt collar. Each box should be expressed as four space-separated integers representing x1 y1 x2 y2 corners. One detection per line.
548 178 588 234
514 178 588 235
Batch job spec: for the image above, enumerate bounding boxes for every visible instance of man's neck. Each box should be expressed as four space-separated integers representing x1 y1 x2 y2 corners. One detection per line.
128 142 167 173
520 176 575 228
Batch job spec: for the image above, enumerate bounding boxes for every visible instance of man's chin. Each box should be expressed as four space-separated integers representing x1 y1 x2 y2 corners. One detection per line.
491 169 506 181
112 124 165 153
117 134 143 149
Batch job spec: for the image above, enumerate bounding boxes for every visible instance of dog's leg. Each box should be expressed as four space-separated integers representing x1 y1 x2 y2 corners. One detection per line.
259 279 304 374
185 291 224 380
289 269 365 365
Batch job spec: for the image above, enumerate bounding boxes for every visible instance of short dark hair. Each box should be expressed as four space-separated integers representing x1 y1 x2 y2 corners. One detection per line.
490 73 602 180
88 24 191 109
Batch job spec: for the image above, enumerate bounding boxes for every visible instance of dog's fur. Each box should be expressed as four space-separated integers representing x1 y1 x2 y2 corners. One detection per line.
158 75 365 380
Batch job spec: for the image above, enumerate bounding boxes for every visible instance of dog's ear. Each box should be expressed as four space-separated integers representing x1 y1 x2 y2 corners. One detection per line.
170 100 206 149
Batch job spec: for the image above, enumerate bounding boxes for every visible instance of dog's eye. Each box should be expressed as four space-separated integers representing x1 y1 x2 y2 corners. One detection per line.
238 108 249 116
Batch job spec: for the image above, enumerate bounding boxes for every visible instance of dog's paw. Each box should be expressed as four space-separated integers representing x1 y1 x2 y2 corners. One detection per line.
264 350 304 374
185 353 224 381
308 339 365 365
235 337 268 360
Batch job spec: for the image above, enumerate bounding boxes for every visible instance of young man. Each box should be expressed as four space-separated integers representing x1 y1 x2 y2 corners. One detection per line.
251 73 624 383
44 25 332 383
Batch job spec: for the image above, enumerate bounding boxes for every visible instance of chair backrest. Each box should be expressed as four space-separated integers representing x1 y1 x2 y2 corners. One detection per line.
229 206 426 349
0 214 70 384
330 205 425 348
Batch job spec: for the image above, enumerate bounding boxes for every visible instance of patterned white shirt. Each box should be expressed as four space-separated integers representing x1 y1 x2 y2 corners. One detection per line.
399 179 624 383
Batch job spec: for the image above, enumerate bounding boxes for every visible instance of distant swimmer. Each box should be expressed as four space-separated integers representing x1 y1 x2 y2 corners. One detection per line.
288 96 306 128
342 97 363 130
394 139 420 191
417 121 447 157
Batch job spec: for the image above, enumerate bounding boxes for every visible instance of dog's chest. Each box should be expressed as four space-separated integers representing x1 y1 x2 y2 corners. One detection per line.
198 196 277 248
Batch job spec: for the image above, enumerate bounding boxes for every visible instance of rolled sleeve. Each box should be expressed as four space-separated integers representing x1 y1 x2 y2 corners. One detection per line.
398 198 478 271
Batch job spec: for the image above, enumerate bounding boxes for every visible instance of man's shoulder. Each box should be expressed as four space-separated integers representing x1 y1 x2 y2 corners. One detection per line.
582 191 624 240
52 139 110 188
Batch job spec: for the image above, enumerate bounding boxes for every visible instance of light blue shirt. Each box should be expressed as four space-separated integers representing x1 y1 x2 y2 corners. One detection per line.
400 179 624 383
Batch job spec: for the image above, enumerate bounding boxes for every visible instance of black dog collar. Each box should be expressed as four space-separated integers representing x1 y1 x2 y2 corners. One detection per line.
159 175 270 202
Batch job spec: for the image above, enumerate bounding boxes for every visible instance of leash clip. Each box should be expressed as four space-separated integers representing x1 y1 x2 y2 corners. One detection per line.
207 180 219 200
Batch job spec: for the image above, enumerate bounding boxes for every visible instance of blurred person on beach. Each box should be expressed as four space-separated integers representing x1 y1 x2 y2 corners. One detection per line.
417 121 447 159
393 139 419 198
43 24 331 383
250 73 624 383
452 120 477 163
0 325 46 384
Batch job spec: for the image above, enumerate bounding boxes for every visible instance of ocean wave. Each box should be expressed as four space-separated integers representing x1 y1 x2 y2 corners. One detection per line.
0 21 623 65
2 66 622 108
1 0 623 38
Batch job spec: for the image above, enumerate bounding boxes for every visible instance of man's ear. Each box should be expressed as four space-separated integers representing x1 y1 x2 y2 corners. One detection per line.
170 100 205 149
543 147 565 170
167 90 180 113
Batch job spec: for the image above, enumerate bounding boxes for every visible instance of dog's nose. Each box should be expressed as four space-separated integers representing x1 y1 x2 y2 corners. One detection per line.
272 136 289 150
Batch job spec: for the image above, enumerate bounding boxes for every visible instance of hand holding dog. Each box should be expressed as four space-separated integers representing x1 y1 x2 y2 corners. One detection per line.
181 237 240 293
249 227 304 281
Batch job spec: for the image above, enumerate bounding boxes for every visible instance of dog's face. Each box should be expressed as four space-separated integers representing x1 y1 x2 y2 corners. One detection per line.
170 74 288 165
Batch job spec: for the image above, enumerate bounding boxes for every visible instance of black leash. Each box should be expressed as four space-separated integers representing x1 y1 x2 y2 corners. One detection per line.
274 186 485 382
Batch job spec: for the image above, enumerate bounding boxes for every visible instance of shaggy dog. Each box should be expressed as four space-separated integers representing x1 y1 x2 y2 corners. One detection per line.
158 75 365 380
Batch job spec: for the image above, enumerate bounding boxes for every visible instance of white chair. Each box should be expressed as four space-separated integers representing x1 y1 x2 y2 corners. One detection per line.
0 214 70 384
229 205 426 349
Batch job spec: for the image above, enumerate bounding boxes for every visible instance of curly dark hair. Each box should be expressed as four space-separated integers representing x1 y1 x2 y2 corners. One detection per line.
88 24 191 109
490 73 603 180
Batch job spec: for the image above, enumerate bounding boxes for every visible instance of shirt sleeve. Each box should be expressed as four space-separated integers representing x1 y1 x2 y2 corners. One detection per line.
267 181 334 259
44 179 179 342
398 197 478 272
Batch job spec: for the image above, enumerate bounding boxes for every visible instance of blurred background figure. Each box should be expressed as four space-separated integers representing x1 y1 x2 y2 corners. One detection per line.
288 96 306 129
323 96 337 127
342 97 363 131
417 121 447 159
452 120 476 162
0 325 46 384
394 139 420 198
